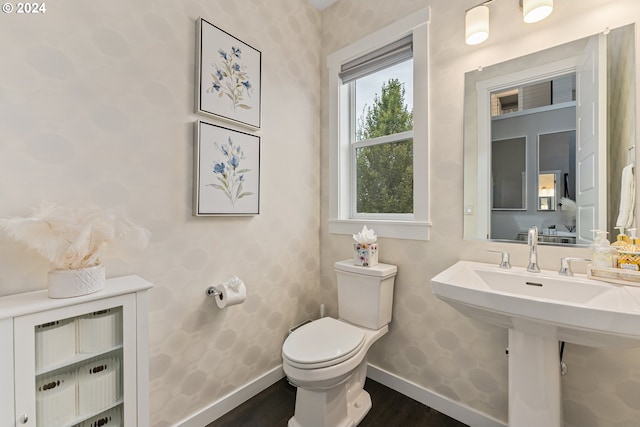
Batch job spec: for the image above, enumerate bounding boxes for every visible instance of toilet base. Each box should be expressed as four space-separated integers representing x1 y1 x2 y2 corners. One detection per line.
288 388 371 427
287 359 371 427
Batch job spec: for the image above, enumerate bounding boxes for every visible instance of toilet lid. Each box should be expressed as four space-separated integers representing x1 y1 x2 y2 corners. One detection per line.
283 317 365 367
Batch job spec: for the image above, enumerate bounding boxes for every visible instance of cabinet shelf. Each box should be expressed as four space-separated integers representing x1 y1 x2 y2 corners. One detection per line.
36 345 123 377
63 400 123 427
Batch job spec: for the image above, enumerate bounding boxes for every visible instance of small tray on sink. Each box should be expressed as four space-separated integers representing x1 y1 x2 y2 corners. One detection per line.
588 266 640 287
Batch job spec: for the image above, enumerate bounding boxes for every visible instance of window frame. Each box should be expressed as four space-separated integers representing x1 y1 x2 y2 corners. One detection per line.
327 8 430 241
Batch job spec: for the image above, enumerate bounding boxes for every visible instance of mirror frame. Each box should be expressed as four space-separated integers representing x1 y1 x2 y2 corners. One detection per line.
463 24 637 247
474 57 581 242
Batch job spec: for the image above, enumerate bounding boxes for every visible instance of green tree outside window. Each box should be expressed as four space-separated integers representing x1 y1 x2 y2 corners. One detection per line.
356 78 414 214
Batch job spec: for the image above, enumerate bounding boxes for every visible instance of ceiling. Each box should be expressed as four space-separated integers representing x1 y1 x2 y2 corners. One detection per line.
308 0 339 11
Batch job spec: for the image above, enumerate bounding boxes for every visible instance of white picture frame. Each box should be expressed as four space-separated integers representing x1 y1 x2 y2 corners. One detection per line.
195 18 262 130
193 120 261 216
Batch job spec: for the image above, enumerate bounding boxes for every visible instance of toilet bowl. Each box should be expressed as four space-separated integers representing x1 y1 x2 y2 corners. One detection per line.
283 317 388 427
282 260 397 427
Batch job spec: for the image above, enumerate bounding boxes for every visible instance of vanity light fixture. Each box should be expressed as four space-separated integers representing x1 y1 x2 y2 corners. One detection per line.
521 0 553 24
465 3 490 45
465 0 554 45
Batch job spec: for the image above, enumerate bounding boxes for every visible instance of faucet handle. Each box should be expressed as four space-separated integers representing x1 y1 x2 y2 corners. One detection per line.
488 250 511 269
559 257 591 276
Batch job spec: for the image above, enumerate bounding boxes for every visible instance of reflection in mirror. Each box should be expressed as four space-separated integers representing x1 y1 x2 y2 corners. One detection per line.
464 24 636 246
538 173 557 211
538 131 576 215
492 137 526 210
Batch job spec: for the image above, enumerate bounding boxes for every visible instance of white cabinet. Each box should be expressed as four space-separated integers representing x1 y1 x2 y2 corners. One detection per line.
0 275 153 427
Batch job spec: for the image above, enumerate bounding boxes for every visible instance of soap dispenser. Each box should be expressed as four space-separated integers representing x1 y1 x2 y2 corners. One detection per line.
612 227 629 251
591 230 613 268
618 228 640 271
629 228 640 250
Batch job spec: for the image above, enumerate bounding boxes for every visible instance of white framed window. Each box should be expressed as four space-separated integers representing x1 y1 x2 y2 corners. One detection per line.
327 8 430 241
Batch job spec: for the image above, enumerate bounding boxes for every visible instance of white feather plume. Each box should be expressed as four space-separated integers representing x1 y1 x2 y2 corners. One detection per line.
0 202 151 270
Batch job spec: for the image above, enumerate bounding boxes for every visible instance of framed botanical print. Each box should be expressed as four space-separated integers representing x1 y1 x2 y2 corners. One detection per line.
195 18 262 130
194 120 261 216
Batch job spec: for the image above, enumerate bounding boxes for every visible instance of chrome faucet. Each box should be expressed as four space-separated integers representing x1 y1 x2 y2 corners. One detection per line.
527 226 541 273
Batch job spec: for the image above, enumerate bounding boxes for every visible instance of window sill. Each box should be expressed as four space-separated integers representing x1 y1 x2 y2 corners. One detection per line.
328 218 431 241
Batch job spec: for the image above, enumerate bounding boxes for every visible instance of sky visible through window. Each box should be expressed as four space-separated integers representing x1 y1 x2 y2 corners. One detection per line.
355 59 414 131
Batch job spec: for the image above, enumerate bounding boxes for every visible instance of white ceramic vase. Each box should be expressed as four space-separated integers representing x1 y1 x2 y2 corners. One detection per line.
47 264 106 299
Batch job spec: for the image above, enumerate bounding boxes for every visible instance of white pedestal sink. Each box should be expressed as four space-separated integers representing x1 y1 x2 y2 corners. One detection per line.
431 261 640 427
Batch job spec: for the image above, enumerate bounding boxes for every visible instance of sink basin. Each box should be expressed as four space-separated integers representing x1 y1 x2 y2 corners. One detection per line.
474 269 607 302
431 260 640 347
431 261 640 427
432 261 640 427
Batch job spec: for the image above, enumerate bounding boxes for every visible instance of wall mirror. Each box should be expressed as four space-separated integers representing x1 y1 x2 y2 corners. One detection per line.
464 23 636 246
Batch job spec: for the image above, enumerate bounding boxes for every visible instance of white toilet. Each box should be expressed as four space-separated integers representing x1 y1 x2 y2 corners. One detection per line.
282 259 397 427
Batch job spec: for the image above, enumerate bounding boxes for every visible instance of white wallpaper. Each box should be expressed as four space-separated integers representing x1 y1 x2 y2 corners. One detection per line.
2 0 640 426
0 0 321 426
320 0 640 426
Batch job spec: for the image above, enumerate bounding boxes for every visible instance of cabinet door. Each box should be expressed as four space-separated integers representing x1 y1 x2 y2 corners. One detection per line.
14 293 137 427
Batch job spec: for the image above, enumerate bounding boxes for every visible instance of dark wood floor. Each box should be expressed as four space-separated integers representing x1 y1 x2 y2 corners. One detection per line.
208 378 468 427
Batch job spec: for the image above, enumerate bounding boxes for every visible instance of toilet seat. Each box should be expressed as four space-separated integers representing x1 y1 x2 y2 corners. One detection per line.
283 317 365 369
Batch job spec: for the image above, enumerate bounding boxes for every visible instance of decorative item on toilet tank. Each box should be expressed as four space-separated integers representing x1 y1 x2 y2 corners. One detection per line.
353 225 378 267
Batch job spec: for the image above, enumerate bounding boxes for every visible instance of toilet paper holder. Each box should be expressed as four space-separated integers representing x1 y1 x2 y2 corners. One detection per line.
206 276 247 309
206 286 222 297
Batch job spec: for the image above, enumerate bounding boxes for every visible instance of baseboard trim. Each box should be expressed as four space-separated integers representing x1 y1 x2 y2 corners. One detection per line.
174 363 506 427
174 365 285 427
367 364 507 427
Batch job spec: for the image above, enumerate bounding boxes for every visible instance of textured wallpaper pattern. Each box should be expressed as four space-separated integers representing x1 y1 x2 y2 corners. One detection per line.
2 0 640 427
320 1 640 426
0 1 321 426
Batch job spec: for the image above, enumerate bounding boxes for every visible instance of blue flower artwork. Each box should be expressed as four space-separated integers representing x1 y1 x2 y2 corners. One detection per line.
208 137 253 206
197 18 261 129
207 45 254 111
194 121 260 216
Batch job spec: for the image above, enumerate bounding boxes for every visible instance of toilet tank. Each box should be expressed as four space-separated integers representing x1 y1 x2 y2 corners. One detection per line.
334 260 397 330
